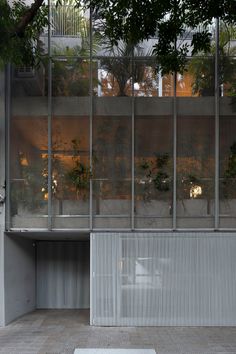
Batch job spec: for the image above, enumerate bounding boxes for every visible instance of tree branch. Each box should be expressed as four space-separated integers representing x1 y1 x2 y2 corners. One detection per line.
14 0 44 37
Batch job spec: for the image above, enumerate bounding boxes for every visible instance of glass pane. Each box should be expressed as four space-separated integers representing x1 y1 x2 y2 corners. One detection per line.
93 113 132 229
52 57 90 229
11 62 48 228
51 117 90 228
177 115 215 228
220 115 236 227
10 117 48 228
133 58 159 97
218 20 236 227
97 57 133 97
219 22 236 97
176 58 199 97
135 114 173 229
52 57 91 97
187 56 215 97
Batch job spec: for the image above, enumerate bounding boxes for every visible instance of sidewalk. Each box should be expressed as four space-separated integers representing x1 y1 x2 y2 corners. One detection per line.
0 310 236 354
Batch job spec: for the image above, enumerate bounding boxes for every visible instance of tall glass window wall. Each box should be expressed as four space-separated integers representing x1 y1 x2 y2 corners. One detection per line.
7 6 236 231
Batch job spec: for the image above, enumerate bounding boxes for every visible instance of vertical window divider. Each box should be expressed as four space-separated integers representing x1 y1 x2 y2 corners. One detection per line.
47 0 52 230
131 46 135 230
5 64 11 231
89 7 93 230
173 54 177 230
215 18 220 230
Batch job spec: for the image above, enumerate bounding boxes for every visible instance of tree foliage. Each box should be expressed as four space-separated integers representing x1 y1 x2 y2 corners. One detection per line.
189 23 236 96
1 0 236 73
74 0 236 73
0 0 48 67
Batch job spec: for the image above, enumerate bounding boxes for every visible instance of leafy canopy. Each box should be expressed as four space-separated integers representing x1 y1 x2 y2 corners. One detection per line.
0 0 48 67
72 0 236 73
2 0 236 73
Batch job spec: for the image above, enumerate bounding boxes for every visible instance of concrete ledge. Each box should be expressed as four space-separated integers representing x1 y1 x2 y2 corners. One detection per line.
74 350 156 354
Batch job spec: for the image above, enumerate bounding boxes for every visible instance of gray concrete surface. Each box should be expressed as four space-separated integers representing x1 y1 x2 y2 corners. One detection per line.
4 235 36 325
1 310 236 354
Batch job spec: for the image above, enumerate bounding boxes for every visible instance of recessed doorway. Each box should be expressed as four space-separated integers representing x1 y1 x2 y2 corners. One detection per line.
36 241 90 309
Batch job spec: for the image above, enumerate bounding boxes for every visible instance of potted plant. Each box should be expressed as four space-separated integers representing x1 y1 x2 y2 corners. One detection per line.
67 139 91 199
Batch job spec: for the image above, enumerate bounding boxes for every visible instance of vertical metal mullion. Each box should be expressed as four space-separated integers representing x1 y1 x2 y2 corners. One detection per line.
115 234 120 324
172 9 177 230
5 65 11 231
214 18 220 229
90 233 94 324
89 8 93 230
173 71 177 230
131 48 135 230
48 0 52 230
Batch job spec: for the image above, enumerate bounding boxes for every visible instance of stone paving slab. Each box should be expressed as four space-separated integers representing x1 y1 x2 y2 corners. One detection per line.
0 310 236 354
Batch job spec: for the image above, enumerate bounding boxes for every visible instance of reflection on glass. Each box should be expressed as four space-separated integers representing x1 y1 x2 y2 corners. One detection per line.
177 116 215 228
135 116 173 228
187 57 215 96
219 23 236 97
220 56 236 97
133 59 158 97
220 116 236 227
51 117 90 226
10 117 48 227
93 116 131 227
97 57 132 97
52 57 95 96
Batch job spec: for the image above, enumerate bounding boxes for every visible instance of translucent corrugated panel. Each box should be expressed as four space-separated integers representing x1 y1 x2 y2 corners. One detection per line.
91 232 236 326
37 241 90 309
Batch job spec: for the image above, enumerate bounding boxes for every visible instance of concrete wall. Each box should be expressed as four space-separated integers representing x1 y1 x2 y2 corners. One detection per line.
4 235 36 325
0 230 4 326
12 96 236 117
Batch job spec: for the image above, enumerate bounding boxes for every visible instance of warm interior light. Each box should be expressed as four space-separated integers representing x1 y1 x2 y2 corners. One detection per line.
19 152 28 166
20 157 28 166
44 192 48 200
190 185 202 199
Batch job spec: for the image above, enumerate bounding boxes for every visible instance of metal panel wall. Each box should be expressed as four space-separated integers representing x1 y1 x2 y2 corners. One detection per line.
91 232 236 326
37 241 90 309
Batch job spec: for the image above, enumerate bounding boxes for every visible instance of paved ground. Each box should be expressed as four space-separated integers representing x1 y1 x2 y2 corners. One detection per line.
0 310 236 354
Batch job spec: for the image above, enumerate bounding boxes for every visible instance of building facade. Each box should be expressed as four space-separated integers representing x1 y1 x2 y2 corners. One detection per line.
0 3 236 326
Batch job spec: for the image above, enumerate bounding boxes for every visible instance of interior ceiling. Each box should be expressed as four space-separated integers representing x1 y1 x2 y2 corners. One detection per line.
12 116 89 151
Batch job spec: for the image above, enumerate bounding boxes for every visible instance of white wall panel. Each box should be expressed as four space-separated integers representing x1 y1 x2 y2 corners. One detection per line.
91 232 236 326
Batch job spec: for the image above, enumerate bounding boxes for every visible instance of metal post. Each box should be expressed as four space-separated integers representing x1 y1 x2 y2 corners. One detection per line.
5 65 11 231
89 7 93 230
214 18 220 229
47 0 52 230
173 71 177 230
131 48 135 230
0 68 5 321
172 4 178 230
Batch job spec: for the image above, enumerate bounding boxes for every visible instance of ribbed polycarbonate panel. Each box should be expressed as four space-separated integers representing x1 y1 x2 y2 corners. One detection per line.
37 241 90 309
91 232 236 326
